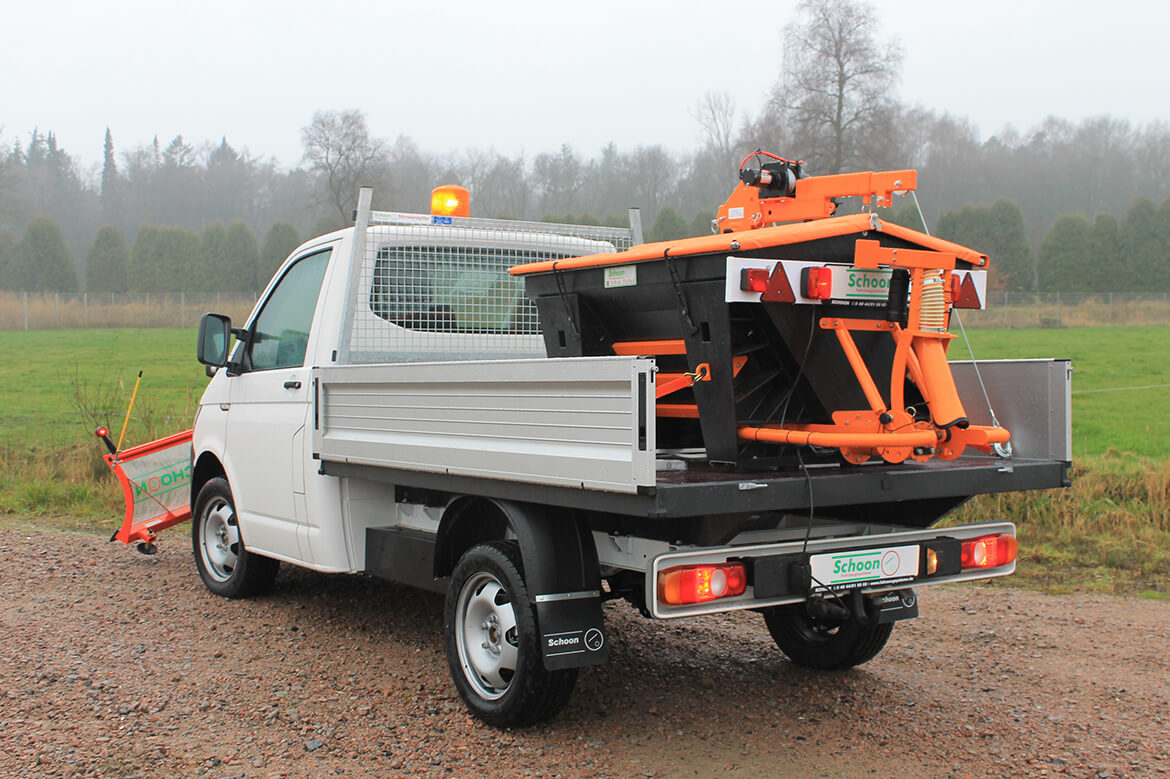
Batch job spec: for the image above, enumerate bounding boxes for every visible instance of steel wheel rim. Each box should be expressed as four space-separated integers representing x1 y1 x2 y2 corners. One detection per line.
455 571 519 701
199 498 240 582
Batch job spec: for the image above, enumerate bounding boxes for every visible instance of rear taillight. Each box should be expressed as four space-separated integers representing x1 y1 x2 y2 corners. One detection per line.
657 563 747 605
740 268 770 293
803 266 833 300
960 534 1017 569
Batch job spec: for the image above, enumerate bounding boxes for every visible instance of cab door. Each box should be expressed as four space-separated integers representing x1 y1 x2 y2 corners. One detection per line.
225 247 333 562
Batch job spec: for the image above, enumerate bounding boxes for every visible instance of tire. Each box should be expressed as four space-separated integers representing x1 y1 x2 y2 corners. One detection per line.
444 541 577 727
764 603 893 670
191 477 279 599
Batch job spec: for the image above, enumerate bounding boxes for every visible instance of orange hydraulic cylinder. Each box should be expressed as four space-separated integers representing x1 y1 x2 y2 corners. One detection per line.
911 337 968 428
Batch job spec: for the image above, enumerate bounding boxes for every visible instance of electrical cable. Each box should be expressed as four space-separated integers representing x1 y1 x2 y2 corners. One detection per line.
776 307 818 431
776 310 849 616
910 191 1012 462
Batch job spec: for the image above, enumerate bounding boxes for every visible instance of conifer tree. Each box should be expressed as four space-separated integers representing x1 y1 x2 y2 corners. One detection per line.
86 226 130 292
13 217 78 291
100 128 121 219
200 222 230 292
224 220 259 292
0 229 16 289
129 225 163 292
260 222 300 284
649 206 687 242
1089 213 1121 292
1122 197 1160 291
1037 214 1094 292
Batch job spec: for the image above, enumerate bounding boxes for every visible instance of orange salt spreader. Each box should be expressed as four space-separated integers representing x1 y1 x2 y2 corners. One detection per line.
511 151 1009 468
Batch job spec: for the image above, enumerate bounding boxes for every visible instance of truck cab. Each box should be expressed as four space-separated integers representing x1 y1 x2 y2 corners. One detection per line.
194 201 629 575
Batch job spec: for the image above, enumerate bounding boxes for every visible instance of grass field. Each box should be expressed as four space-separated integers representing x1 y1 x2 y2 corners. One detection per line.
2 325 1168 594
0 329 208 527
2 329 208 451
959 325 1170 458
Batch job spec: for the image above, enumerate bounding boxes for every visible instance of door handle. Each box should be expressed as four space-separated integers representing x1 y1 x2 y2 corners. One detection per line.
283 380 302 389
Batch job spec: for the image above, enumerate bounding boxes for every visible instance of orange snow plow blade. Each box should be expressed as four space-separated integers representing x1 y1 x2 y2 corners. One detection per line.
97 428 193 551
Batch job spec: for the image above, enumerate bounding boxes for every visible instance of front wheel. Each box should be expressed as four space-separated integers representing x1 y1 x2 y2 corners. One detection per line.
192 477 279 599
444 542 576 727
763 603 893 670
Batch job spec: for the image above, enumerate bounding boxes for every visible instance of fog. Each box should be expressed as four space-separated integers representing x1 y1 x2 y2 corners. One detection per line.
5 0 1167 169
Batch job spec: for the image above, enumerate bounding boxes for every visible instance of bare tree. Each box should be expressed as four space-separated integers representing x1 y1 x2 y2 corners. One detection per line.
771 0 901 174
532 145 582 217
692 91 738 176
479 154 530 218
301 110 388 222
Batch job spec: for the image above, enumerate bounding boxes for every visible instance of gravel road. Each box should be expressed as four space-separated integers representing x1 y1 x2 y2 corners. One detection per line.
1 526 1167 778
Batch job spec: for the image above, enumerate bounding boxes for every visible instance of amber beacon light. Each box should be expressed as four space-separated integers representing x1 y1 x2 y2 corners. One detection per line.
431 185 470 217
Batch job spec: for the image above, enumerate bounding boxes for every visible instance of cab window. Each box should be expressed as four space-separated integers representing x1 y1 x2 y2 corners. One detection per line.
369 245 570 333
247 249 331 371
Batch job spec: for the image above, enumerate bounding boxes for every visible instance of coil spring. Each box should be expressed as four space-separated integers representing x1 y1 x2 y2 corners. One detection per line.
919 272 947 330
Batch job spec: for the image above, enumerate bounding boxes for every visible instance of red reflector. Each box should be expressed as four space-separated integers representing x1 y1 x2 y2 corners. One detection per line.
960 534 1017 569
953 272 983 309
658 563 747 605
803 267 833 300
95 427 109 438
762 263 797 303
740 268 770 293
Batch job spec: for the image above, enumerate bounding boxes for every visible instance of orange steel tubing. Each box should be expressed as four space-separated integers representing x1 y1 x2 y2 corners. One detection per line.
738 425 938 448
828 322 888 414
889 329 911 414
510 213 878 276
612 339 687 356
955 425 1011 445
656 404 700 418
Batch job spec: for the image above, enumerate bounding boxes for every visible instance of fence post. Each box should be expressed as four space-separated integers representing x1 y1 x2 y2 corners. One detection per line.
146 292 150 327
181 291 185 328
55 293 60 328
1003 291 1008 328
84 292 88 328
23 292 29 331
217 291 221 310
1056 291 1060 328
1109 292 1113 324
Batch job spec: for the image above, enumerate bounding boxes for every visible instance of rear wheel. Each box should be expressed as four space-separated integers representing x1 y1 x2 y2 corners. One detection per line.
192 477 279 598
444 542 576 727
764 603 893 670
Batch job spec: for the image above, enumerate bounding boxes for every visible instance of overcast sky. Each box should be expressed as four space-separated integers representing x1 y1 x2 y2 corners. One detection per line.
4 0 1166 174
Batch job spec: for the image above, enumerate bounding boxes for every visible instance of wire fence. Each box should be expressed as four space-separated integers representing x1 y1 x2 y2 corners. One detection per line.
1 290 1169 331
0 292 259 330
957 292 1170 329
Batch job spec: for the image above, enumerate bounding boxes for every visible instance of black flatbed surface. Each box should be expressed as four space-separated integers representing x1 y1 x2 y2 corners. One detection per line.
322 455 1068 521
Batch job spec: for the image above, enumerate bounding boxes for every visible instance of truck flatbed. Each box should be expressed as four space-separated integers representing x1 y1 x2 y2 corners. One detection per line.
324 455 1066 522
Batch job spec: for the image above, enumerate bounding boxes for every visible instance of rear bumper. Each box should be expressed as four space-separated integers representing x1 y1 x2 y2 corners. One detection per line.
639 521 1015 619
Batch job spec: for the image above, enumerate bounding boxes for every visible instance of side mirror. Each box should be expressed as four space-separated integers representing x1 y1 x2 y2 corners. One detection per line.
197 313 233 371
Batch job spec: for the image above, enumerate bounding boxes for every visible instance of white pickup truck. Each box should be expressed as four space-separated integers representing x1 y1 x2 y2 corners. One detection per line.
187 175 1070 727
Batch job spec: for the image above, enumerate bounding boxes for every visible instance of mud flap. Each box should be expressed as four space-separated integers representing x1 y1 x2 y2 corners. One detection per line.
865 588 919 624
535 596 609 671
495 502 610 671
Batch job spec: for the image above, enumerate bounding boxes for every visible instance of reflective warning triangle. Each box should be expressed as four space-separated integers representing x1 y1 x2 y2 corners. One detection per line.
762 263 796 303
955 273 982 309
